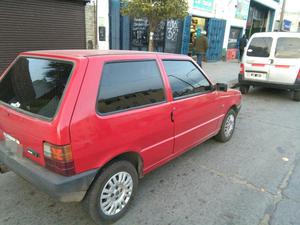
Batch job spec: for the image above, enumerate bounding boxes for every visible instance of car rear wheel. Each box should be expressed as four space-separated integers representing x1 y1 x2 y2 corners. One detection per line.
292 90 300 101
239 85 250 94
215 109 237 142
83 160 138 225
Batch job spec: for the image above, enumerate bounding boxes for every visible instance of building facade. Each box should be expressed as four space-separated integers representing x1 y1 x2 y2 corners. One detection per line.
94 0 280 60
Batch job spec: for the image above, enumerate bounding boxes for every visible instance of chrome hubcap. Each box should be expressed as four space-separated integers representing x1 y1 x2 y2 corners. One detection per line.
224 114 235 138
100 171 133 216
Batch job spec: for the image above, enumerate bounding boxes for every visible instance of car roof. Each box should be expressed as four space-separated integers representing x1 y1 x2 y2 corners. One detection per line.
21 49 184 58
250 32 300 38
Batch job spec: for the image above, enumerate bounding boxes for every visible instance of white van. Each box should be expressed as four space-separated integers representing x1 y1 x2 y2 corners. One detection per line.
238 32 300 101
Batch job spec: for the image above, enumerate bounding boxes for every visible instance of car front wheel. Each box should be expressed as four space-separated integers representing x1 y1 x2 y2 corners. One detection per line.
83 160 138 225
215 109 237 142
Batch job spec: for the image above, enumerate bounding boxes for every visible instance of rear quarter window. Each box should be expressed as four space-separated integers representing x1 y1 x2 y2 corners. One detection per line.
97 60 166 114
247 37 272 57
275 37 300 58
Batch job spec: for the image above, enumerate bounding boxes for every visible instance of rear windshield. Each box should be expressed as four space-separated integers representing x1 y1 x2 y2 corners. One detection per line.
0 57 73 119
247 37 272 57
275 37 300 58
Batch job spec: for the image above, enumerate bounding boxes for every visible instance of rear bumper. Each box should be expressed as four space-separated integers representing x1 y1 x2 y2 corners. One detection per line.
0 141 97 202
238 73 300 91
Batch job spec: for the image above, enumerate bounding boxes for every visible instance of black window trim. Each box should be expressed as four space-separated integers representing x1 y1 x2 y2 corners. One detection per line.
162 59 214 101
96 59 168 116
0 55 76 122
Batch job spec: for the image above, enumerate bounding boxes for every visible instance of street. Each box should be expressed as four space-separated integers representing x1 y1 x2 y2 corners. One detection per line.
1 61 300 225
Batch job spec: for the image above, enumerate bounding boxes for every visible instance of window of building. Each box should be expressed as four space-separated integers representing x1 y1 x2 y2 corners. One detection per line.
275 37 300 58
163 60 211 99
97 60 166 114
247 37 272 57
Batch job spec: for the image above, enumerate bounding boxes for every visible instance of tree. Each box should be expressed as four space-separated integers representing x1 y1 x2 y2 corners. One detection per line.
121 0 188 51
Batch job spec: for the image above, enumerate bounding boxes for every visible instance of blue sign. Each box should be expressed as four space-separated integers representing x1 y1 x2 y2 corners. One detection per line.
193 0 214 12
283 19 291 31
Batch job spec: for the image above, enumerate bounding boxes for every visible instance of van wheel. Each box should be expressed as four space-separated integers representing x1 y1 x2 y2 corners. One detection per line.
239 85 250 94
83 161 138 225
215 109 237 142
292 91 300 101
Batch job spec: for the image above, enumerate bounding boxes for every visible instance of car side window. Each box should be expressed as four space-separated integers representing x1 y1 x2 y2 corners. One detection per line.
162 60 211 99
97 60 166 114
246 37 272 57
275 37 300 58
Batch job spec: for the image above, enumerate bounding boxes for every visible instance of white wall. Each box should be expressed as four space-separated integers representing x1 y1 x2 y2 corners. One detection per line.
97 0 109 50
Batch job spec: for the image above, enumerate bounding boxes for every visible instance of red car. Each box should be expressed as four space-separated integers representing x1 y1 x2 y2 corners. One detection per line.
0 50 241 224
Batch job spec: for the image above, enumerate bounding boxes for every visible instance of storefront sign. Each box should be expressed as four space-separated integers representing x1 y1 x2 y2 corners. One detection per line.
283 19 291 31
235 0 250 20
193 0 214 12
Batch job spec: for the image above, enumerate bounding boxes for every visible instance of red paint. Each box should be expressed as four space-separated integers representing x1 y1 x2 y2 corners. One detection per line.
0 50 242 176
252 63 266 67
275 65 290 68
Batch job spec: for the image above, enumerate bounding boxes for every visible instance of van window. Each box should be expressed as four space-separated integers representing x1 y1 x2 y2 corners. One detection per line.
163 60 211 99
275 37 300 58
247 37 272 57
0 57 73 119
97 60 165 114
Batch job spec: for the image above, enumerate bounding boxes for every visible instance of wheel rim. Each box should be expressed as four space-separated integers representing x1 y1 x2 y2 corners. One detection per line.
100 171 133 216
224 114 235 138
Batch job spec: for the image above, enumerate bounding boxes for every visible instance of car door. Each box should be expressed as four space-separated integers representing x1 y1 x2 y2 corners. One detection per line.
268 36 300 84
161 59 223 154
70 56 175 172
244 36 273 82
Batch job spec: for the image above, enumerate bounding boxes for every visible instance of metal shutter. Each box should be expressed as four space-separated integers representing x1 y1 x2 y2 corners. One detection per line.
0 0 86 74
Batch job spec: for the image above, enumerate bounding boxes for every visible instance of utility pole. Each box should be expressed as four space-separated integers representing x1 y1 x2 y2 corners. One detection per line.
279 0 286 31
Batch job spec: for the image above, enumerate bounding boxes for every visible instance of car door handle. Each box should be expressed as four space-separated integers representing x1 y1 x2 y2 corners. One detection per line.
171 111 174 122
171 107 176 122
270 59 274 64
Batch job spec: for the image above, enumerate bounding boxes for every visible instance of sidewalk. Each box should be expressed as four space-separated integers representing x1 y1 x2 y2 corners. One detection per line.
201 60 240 87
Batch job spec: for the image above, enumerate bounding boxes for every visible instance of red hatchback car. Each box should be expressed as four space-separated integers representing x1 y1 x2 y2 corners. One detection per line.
0 50 241 224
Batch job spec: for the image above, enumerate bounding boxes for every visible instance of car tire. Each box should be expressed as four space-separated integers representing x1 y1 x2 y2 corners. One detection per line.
83 160 138 225
215 109 237 143
239 85 250 94
292 90 300 101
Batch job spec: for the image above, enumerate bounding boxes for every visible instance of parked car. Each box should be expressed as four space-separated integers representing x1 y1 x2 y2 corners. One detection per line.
239 32 300 101
0 50 241 224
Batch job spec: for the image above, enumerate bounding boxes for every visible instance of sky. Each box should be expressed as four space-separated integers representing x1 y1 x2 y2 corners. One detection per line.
284 0 300 13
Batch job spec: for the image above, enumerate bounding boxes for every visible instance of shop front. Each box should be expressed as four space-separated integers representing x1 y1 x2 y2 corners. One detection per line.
245 1 273 37
188 16 209 56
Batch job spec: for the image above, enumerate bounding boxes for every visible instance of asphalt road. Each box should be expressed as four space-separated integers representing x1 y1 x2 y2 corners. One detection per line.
1 62 300 225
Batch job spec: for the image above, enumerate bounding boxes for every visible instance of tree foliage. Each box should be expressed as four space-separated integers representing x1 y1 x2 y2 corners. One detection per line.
121 0 188 51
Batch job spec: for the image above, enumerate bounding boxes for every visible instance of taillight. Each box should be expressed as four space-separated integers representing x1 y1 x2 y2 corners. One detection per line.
296 69 300 84
240 63 244 75
43 142 75 176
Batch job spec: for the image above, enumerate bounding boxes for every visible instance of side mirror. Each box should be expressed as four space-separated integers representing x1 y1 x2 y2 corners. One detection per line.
215 83 228 92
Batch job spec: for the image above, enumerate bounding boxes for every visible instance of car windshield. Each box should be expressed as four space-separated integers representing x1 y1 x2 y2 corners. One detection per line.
0 57 73 119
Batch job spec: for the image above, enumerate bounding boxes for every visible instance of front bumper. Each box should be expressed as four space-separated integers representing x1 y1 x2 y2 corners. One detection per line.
0 141 97 202
238 73 300 91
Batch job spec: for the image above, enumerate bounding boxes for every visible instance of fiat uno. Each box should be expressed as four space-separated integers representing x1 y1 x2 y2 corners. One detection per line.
0 50 241 224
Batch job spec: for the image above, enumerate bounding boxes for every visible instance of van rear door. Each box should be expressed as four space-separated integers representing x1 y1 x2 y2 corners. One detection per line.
244 36 273 82
268 37 300 84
